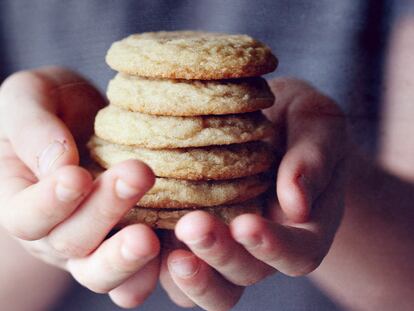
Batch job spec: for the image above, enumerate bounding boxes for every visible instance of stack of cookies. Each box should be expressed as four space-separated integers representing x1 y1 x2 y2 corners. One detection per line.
88 31 278 229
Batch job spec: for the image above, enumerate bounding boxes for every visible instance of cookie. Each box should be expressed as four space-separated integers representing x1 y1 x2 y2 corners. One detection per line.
106 31 277 80
88 136 274 180
94 105 274 149
117 198 264 229
139 174 270 208
107 73 275 116
88 163 270 208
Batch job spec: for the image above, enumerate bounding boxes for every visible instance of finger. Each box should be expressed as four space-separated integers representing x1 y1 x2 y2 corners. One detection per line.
48 160 155 258
109 257 160 309
38 67 106 145
160 249 196 308
0 67 105 177
159 232 196 308
268 78 346 222
231 162 344 276
231 215 321 276
0 139 37 198
1 165 93 240
175 211 274 286
168 249 244 311
67 224 159 294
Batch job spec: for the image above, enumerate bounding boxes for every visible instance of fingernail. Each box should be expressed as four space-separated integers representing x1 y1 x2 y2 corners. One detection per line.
237 234 262 249
115 179 141 199
169 256 199 278
37 140 68 175
55 183 83 202
185 233 216 250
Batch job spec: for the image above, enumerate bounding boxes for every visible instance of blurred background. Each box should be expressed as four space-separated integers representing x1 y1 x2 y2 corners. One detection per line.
0 1 408 310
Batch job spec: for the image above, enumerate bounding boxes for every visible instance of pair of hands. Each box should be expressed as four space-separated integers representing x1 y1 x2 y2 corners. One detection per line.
0 67 346 310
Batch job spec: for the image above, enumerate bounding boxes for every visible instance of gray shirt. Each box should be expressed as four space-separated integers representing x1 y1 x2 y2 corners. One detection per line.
0 1 408 310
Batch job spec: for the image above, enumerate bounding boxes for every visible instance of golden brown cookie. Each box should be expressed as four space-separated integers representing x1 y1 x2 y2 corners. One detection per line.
94 105 274 149
106 31 277 80
138 175 270 208
107 73 275 116
87 163 270 208
117 198 264 229
88 136 274 180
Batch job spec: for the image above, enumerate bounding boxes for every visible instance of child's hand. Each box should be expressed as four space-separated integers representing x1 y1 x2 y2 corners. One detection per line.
0 67 160 308
159 78 347 310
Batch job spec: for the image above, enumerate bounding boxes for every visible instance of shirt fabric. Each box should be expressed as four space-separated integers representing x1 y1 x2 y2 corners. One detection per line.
0 1 406 310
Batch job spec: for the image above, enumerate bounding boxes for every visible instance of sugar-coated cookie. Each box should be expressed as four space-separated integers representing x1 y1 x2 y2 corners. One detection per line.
88 136 273 180
107 73 274 116
117 198 264 229
87 162 270 208
138 175 269 208
106 31 277 80
94 105 274 149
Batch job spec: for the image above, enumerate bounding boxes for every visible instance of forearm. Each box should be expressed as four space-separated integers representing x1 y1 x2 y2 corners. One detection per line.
0 227 71 311
311 149 414 311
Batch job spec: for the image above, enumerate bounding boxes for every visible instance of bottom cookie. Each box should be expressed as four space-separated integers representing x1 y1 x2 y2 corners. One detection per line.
117 199 264 230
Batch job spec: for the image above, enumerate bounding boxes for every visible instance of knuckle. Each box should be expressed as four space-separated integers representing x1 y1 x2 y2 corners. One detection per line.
23 240 67 268
259 240 284 266
112 292 149 309
95 203 123 222
6 225 40 241
304 257 323 274
69 266 110 294
87 283 110 294
1 214 42 241
289 255 323 277
265 253 283 269
49 237 90 258
234 276 260 287
209 252 233 268
80 279 110 294
295 145 331 190
186 282 209 298
37 203 61 223
234 268 274 287
107 258 138 275
106 248 152 276
292 88 345 131
0 159 29 179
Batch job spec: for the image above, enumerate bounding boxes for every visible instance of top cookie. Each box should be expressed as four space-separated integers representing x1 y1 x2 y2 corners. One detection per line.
106 31 278 80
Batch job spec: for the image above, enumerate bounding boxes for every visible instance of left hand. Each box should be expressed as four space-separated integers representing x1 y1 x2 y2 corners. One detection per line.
157 78 347 310
0 67 161 309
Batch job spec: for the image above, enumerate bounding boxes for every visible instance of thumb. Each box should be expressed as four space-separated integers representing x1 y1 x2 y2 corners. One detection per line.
0 67 104 177
265 78 346 223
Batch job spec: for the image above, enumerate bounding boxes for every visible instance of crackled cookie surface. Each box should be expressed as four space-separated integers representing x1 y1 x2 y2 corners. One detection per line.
94 105 274 148
139 174 270 208
107 73 275 116
88 136 273 180
106 31 277 80
118 198 264 229
88 163 270 208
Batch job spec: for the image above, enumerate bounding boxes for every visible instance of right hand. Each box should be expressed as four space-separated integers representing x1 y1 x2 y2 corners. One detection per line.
0 67 160 308
157 78 347 310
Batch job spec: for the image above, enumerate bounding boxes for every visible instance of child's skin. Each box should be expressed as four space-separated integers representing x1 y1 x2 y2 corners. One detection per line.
0 67 346 310
3 18 414 308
